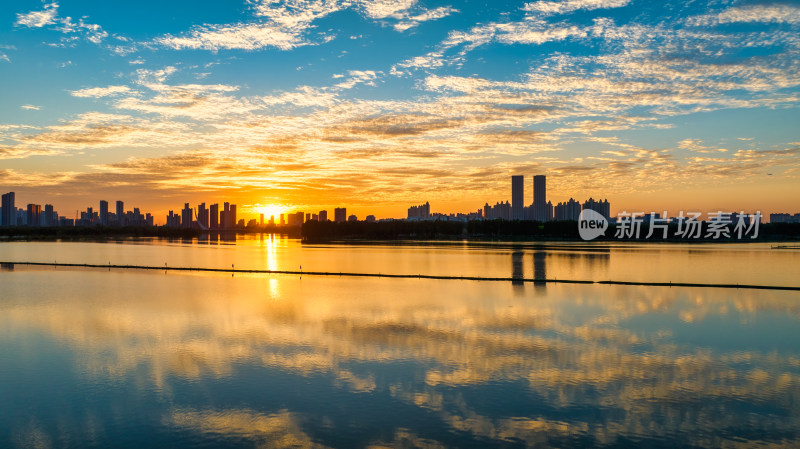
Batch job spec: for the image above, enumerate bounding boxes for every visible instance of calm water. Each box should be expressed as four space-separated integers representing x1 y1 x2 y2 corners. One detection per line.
1 237 799 448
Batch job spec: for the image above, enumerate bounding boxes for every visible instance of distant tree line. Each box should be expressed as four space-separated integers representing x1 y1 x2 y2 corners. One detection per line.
0 225 201 239
302 219 800 242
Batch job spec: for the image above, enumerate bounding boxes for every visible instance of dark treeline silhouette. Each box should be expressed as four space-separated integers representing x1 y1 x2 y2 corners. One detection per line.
303 220 593 241
0 225 200 239
2 221 798 242
302 220 800 242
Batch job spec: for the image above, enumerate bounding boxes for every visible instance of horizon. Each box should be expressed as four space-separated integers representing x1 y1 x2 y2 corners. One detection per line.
1 0 799 221
0 183 792 225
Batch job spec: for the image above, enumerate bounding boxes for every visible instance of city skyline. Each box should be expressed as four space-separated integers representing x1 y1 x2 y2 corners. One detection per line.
0 1 798 219
5 171 796 226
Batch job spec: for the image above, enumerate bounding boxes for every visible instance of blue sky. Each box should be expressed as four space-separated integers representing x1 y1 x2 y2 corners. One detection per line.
1 0 799 220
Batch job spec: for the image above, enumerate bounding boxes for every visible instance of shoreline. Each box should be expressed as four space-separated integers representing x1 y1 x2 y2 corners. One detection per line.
3 260 799 292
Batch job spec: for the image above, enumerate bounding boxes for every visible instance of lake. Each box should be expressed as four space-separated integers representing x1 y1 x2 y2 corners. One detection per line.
1 236 799 448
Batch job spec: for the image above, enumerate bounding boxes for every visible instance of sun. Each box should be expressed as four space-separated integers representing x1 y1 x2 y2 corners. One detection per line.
252 203 290 220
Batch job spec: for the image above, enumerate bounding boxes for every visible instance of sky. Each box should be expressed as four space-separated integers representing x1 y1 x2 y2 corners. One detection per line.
1 0 799 222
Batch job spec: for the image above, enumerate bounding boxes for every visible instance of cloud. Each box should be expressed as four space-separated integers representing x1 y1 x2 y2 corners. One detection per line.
153 0 456 51
688 4 800 26
522 0 630 16
20 104 41 110
14 2 108 44
15 2 59 28
70 85 133 98
393 6 458 32
333 70 382 89
154 22 320 51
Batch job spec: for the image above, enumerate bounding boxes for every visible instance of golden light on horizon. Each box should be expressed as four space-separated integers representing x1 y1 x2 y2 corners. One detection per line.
250 204 291 220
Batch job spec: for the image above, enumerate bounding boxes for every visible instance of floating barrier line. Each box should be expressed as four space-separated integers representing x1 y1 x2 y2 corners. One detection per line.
2 261 799 292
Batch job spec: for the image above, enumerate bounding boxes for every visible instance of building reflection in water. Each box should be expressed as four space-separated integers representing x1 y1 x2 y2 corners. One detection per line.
511 251 525 293
533 250 546 291
510 250 547 294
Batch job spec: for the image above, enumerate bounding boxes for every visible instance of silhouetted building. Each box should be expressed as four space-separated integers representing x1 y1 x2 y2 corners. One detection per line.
554 198 581 221
221 202 237 228
116 200 125 226
99 200 108 225
484 201 511 220
582 198 610 220
26 204 42 227
532 175 550 221
319 210 328 222
770 213 800 223
44 204 55 226
288 212 304 226
210 203 219 229
512 175 524 220
407 202 431 220
366 215 376 222
181 203 193 228
334 207 346 223
1 192 15 227
197 203 209 229
348 214 357 222
166 210 180 227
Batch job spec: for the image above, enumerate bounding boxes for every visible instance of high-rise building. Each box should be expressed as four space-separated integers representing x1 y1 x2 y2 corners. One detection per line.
99 200 108 225
407 202 431 220
484 201 511 220
210 203 219 229
197 203 209 229
166 210 180 227
319 210 328 222
26 204 42 227
222 202 230 228
230 204 237 228
44 204 55 226
287 211 304 226
116 201 125 226
181 203 193 228
334 207 346 223
511 175 524 220
582 198 611 220
1 192 15 226
554 198 581 221
533 175 550 221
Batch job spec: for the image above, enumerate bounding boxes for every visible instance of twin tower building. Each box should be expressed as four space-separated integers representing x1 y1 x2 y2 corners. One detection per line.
484 175 549 221
485 175 610 222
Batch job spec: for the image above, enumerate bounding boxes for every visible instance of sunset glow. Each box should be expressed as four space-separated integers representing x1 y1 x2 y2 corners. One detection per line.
0 0 798 222
251 204 291 221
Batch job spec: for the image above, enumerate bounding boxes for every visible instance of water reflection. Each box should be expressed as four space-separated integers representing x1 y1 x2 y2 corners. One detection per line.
1 266 799 447
511 251 524 292
533 250 546 291
1 238 798 286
